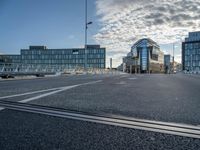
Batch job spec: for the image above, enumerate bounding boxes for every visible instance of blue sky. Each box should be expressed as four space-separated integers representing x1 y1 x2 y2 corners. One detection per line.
0 0 98 53
1 0 200 67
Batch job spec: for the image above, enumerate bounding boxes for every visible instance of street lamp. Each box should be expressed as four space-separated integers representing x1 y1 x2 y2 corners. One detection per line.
172 38 183 73
85 0 93 69
173 43 175 73
190 54 193 72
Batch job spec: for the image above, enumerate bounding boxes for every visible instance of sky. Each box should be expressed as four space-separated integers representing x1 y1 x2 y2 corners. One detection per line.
1 0 200 67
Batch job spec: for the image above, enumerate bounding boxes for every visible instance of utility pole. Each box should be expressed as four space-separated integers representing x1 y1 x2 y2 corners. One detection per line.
173 43 175 73
84 0 92 69
84 0 88 69
110 58 113 74
190 54 193 72
110 58 112 70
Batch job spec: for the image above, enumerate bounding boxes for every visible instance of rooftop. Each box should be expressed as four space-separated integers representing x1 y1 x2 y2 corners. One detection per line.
185 31 200 42
131 38 160 50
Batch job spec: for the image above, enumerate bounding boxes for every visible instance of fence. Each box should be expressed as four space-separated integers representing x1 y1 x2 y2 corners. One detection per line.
0 63 122 76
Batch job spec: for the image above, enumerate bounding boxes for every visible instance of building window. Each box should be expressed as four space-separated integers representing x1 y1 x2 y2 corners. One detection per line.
72 50 79 55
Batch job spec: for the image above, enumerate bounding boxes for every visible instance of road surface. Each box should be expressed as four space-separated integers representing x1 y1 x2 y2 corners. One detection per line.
0 73 200 149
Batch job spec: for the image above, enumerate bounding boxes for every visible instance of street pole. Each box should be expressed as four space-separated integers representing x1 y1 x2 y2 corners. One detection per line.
110 58 112 74
190 54 192 72
85 0 88 69
84 0 93 70
110 58 112 70
173 43 175 73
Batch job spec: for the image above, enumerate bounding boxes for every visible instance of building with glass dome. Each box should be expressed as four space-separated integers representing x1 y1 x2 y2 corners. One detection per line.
123 38 164 73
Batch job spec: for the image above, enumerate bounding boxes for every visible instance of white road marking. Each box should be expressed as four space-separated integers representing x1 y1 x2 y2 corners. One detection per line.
0 80 102 100
0 80 102 110
19 85 78 103
128 78 137 80
120 75 129 78
0 101 199 139
0 88 60 100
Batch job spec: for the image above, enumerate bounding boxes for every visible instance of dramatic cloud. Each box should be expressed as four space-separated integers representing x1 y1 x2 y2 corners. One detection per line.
94 0 200 66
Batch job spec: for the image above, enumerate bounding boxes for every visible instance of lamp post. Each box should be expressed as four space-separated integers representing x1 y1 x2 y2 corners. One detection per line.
84 0 92 69
190 54 193 72
173 43 175 73
172 38 184 73
110 58 112 70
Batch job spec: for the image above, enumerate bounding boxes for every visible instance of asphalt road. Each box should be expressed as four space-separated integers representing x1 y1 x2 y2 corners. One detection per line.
1 73 199 125
0 73 200 149
0 109 199 150
0 74 112 97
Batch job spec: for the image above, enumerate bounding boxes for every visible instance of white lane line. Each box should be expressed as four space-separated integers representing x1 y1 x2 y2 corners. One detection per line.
19 80 102 103
0 80 102 110
120 76 129 79
0 88 60 100
128 78 137 80
0 80 102 100
19 86 78 103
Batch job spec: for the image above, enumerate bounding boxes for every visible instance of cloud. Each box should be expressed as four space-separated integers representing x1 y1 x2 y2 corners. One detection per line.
94 0 200 66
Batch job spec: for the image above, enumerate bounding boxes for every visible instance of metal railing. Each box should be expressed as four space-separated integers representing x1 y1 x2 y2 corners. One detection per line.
0 63 122 77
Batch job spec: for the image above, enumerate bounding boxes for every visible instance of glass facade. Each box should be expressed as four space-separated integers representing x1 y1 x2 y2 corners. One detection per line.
182 32 200 72
140 46 148 70
130 38 164 73
0 45 106 70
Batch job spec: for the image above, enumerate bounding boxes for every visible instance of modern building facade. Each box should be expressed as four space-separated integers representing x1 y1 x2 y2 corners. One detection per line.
123 38 164 73
0 45 106 71
182 31 200 72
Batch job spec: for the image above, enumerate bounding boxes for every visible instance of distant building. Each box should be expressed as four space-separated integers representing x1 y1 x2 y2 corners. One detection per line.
123 38 164 73
122 52 136 73
0 45 106 71
174 61 182 73
164 55 182 74
182 31 200 72
164 55 173 74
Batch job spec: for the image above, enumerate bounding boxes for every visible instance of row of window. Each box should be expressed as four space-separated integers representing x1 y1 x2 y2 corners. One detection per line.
7 55 21 59
21 54 105 60
185 48 200 55
87 59 105 63
185 61 200 67
185 43 200 49
22 59 105 64
19 64 105 68
88 54 105 59
87 49 105 54
185 55 200 61
185 66 200 71
88 64 105 68
21 49 105 55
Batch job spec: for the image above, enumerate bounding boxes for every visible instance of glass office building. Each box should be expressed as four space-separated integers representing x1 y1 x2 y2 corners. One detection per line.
125 38 164 73
0 45 106 71
0 55 22 72
182 31 200 72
